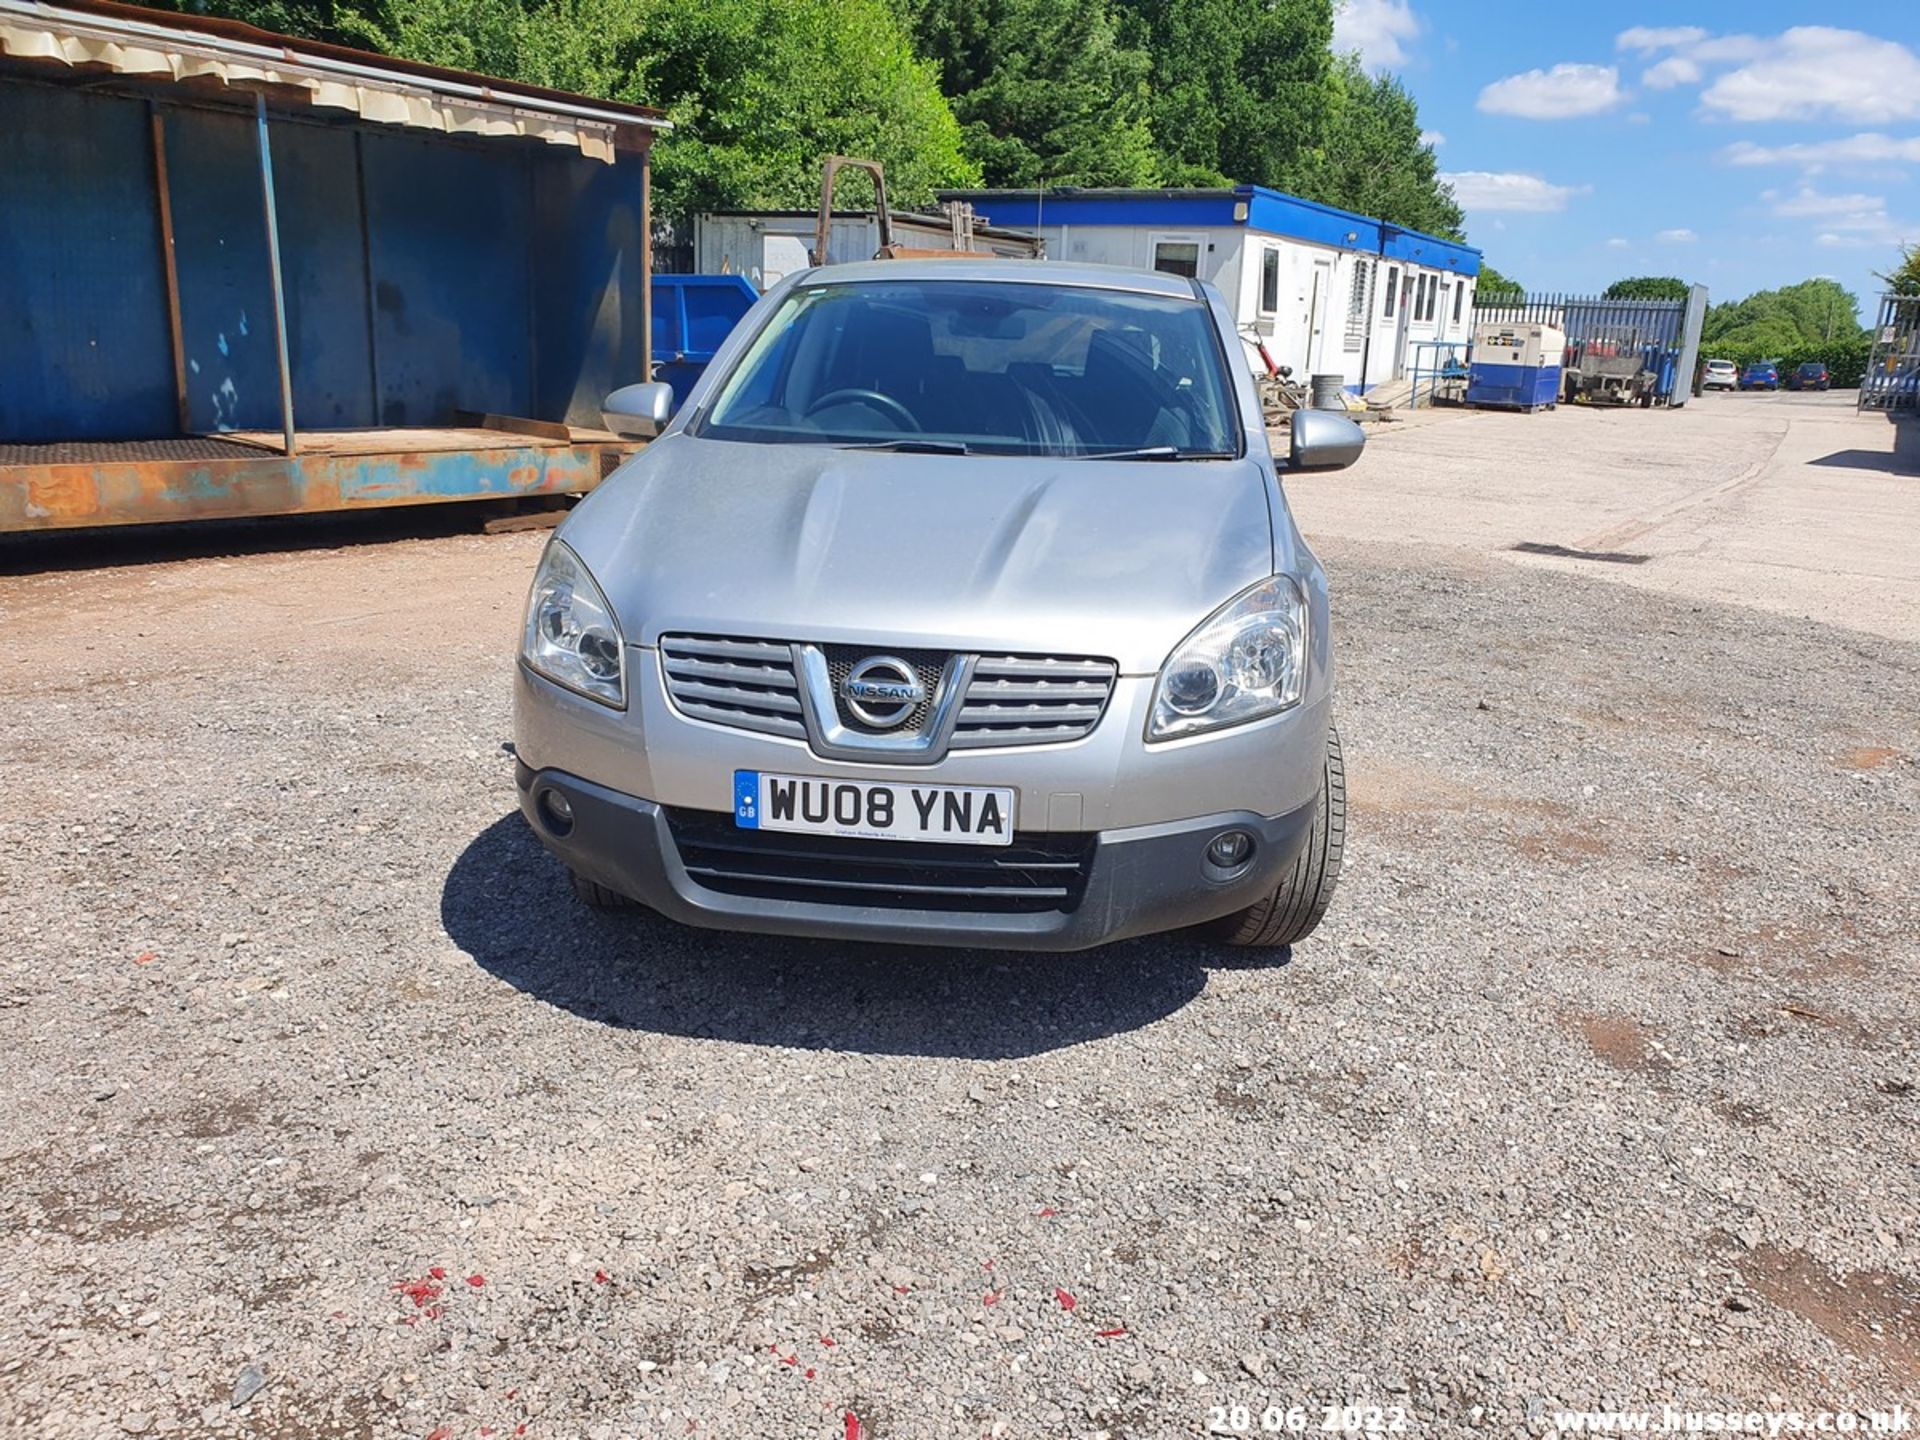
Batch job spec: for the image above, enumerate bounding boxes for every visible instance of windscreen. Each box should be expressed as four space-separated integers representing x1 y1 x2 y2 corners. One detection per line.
700 278 1240 458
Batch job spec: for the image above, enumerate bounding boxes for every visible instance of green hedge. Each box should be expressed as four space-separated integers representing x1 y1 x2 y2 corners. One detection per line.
1703 337 1872 387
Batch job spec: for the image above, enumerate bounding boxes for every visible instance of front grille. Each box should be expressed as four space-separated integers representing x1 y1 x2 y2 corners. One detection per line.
822 644 948 735
659 635 804 739
951 655 1118 748
666 808 1096 914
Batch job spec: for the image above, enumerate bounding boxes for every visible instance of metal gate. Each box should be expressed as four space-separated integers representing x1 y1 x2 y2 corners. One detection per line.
1472 287 1707 407
1860 293 1920 415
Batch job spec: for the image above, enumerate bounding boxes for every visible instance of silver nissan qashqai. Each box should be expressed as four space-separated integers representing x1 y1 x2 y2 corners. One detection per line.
512 259 1363 952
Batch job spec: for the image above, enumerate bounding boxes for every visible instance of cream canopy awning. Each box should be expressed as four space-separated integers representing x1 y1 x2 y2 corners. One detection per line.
0 0 666 163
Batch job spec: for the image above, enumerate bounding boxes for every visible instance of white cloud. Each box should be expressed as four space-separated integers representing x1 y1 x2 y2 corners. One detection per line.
1605 237 1630 249
1686 35 1766 64
1656 228 1698 243
1334 0 1421 72
1701 28 1920 123
1616 26 1707 53
1769 186 1887 219
1641 56 1700 90
1754 184 1916 250
1724 133 1920 171
1418 129 1445 148
1440 171 1588 212
1478 63 1624 120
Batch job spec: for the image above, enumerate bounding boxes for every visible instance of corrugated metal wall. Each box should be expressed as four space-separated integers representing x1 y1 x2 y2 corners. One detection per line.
0 75 649 443
0 85 177 442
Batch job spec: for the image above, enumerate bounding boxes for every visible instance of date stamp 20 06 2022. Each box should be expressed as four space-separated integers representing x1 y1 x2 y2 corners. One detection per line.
1206 1403 1412 1435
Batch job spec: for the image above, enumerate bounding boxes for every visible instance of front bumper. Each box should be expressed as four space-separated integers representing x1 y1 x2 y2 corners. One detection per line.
516 761 1318 952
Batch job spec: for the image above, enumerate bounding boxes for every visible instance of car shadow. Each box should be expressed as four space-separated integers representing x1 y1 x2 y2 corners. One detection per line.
440 812 1286 1059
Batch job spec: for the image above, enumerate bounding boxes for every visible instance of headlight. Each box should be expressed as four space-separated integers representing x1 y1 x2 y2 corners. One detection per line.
1148 576 1306 740
521 539 626 707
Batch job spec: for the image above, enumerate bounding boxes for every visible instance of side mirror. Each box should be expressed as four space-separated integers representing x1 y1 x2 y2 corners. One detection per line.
1288 408 1365 472
603 381 675 439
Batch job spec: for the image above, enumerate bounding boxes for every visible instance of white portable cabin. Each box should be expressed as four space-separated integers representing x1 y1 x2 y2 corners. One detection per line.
937 186 1482 393
694 210 1045 293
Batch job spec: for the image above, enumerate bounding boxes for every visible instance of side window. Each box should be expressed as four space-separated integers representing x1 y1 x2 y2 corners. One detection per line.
1453 279 1465 323
1259 248 1280 314
1383 265 1399 318
1154 241 1201 278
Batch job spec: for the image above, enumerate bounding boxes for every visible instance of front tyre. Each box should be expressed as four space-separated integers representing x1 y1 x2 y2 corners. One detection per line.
1210 725 1346 949
571 869 642 910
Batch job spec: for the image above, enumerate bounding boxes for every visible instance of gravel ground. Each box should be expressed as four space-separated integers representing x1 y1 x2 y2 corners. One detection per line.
0 509 1916 1438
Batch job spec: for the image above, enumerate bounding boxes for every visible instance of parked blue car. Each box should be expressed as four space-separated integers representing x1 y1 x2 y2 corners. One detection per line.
1739 361 1779 391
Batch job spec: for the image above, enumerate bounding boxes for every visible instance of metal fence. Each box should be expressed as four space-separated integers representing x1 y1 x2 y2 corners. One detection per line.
1472 287 1707 407
1860 293 1920 415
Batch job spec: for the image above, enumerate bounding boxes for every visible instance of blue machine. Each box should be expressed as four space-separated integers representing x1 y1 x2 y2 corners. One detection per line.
651 274 761 404
1466 321 1566 412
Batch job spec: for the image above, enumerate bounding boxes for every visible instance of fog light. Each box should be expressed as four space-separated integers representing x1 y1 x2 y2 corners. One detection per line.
539 788 575 837
1206 829 1254 869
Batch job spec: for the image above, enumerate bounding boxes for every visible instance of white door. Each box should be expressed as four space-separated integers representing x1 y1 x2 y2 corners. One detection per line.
1391 272 1415 378
1306 260 1333 373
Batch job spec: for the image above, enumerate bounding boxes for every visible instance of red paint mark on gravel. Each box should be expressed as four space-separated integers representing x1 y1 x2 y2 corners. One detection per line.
981 1258 994 1270
819 1335 836 1347
1097 1327 1127 1338
429 1267 447 1280
515 1427 528 1437
466 1274 486 1288
593 1270 609 1284
505 1389 517 1400
779 1352 800 1367
425 1428 453 1440
982 1291 1001 1306
1037 1207 1058 1218
392 1275 443 1309
134 951 157 966
804 1368 816 1380
891 1284 910 1294
845 1415 862 1440
1055 1288 1077 1311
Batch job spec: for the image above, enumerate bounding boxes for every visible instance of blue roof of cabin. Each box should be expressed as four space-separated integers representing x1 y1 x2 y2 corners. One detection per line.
938 186 1481 277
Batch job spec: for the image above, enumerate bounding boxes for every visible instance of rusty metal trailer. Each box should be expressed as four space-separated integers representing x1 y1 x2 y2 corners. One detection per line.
0 0 669 532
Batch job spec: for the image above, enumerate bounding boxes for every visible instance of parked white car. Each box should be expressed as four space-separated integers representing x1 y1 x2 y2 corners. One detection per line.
1703 358 1738 391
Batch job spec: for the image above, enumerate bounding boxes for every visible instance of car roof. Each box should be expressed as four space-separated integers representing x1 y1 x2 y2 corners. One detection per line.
790 258 1200 298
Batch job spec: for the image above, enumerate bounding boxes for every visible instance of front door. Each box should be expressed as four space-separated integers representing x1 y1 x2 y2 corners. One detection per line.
1306 260 1333 373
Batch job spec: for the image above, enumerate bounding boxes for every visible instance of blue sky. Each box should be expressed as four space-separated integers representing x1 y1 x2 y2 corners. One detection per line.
1331 1 1920 321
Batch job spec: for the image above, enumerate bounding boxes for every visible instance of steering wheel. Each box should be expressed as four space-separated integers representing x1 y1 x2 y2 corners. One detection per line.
804 388 922 432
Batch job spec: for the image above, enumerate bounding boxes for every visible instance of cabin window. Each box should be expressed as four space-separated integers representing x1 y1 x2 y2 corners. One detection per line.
1259 248 1280 314
1153 241 1201 278
1383 265 1400 318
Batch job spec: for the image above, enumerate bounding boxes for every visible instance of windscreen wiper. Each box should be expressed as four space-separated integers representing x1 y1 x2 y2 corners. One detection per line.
836 438 972 455
1081 446 1234 461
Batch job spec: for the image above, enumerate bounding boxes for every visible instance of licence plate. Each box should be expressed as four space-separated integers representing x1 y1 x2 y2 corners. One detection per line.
734 771 1015 846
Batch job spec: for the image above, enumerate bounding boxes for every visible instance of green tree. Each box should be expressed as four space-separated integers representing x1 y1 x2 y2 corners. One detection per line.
1603 276 1689 301
1112 0 1340 191
1309 56 1461 239
1879 243 1920 297
900 0 1159 188
1475 265 1524 303
1701 278 1864 351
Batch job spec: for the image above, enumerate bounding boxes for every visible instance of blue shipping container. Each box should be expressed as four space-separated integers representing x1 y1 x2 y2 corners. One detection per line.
651 274 759 404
